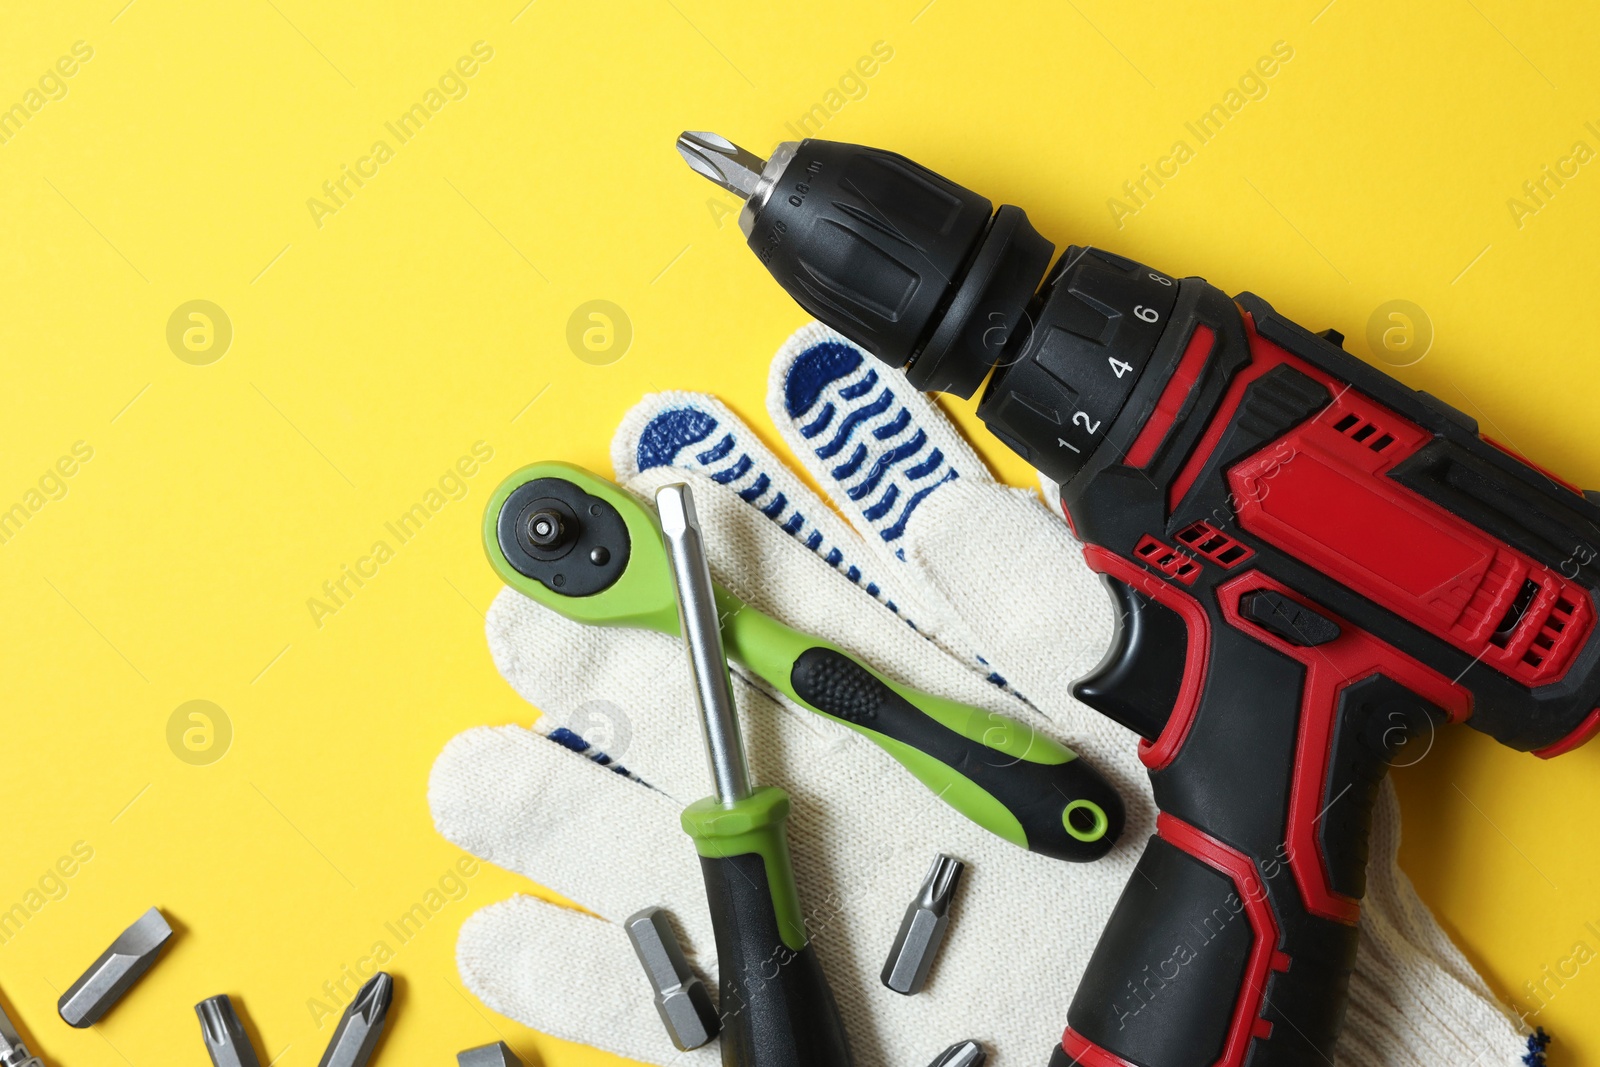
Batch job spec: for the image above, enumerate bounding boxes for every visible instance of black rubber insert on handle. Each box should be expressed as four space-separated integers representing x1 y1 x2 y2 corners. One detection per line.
701 852 852 1067
791 647 1124 862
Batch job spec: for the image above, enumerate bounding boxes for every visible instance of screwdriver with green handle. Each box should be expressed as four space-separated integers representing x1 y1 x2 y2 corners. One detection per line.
484 461 1124 862
657 480 852 1066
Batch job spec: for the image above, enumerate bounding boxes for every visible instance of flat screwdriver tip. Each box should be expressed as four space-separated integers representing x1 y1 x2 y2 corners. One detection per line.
676 131 767 199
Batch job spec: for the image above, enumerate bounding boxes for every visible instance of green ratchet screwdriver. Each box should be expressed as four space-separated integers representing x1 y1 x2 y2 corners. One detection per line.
483 461 1124 862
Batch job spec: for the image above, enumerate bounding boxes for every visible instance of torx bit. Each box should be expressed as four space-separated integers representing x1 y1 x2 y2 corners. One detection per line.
58 906 173 1027
675 132 766 199
316 973 392 1067
882 855 965 995
456 1042 524 1067
926 1039 986 1067
0 986 44 1067
624 907 719 1051
196 995 262 1067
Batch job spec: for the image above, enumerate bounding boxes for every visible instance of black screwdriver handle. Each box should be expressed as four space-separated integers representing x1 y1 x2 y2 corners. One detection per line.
683 788 853 1067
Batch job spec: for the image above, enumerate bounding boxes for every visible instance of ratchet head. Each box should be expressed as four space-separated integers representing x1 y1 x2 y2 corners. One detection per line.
484 462 680 633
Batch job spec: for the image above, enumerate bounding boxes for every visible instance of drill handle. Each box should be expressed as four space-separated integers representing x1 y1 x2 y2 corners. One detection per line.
1057 561 1457 1066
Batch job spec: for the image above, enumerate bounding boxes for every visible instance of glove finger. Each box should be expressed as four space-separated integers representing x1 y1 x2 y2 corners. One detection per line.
486 584 718 802
764 324 991 574
458 895 721 1067
612 388 930 627
428 722 714 956
764 324 1121 714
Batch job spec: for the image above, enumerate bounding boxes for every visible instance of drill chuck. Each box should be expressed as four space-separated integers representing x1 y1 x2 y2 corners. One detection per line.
677 133 1054 399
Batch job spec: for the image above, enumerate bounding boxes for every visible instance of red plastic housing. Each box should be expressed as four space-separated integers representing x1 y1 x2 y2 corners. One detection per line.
1228 335 1594 688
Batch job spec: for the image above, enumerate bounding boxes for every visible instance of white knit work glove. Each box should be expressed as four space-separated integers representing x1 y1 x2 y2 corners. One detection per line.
429 323 1533 1066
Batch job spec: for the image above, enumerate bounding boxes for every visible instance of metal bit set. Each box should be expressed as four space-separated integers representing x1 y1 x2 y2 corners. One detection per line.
195 974 393 1067
0 906 401 1067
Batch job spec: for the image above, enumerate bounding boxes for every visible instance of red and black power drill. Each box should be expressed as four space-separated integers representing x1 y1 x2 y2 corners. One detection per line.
678 132 1600 1066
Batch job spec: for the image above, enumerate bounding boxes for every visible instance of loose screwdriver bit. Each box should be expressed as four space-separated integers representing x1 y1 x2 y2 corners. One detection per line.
624 907 719 1051
196 995 262 1067
457 1042 524 1067
58 907 173 1027
882 855 965 995
0 986 44 1067
316 973 392 1067
926 1039 986 1067
675 132 766 199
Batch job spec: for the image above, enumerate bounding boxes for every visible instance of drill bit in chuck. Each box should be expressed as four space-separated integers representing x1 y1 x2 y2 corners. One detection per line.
675 132 766 199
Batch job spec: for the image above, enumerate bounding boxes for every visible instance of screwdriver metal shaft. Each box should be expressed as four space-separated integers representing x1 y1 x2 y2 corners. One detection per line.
657 482 751 805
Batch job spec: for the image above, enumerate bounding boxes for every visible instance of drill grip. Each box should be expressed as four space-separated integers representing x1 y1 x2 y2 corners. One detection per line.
1057 559 1455 1066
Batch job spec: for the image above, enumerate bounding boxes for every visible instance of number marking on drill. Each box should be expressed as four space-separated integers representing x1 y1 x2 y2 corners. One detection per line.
1134 304 1160 323
1073 412 1101 435
1057 438 1081 453
1109 357 1133 378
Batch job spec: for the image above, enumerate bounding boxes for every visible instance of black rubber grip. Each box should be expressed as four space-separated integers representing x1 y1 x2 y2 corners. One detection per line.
791 647 1124 862
702 852 852 1067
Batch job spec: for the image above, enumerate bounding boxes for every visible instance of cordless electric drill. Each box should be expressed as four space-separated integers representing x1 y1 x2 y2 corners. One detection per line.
677 132 1600 1066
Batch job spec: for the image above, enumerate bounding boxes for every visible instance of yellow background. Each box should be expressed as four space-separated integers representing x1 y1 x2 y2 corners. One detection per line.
3 0 1599 1062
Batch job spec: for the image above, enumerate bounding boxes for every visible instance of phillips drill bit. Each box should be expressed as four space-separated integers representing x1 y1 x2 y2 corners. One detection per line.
316 973 393 1067
0 986 44 1067
58 907 173 1027
675 132 766 199
196 995 263 1067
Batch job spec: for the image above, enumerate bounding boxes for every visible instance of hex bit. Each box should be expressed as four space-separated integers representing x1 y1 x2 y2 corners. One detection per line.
316 973 392 1067
196 995 262 1067
456 1042 524 1067
882 855 965 995
58 907 173 1027
624 906 719 1050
